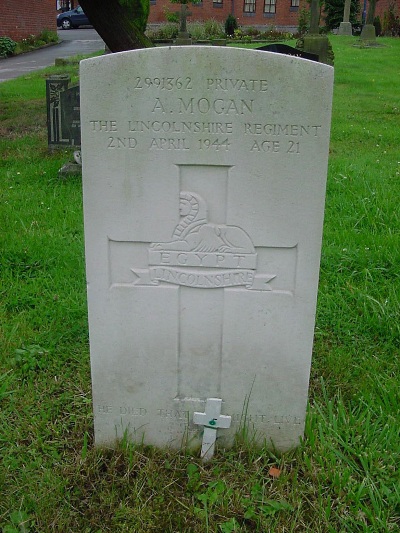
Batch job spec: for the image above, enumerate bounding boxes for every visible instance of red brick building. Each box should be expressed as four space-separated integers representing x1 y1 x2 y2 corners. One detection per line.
0 0 397 42
374 0 397 19
148 0 399 29
148 0 303 30
0 0 56 41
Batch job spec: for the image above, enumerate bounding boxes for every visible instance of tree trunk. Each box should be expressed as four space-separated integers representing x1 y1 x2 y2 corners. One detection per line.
79 0 154 52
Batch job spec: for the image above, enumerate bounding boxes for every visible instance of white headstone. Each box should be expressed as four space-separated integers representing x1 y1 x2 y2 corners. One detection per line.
80 47 333 452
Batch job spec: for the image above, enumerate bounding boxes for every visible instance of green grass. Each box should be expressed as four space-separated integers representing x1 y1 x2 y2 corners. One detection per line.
1 36 399 532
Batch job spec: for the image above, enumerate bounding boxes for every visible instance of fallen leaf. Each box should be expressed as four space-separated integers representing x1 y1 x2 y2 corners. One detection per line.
268 466 281 478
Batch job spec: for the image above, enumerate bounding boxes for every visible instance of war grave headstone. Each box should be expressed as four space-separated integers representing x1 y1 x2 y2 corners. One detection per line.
80 47 333 456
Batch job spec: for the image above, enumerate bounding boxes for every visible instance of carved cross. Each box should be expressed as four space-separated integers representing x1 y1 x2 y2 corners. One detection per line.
179 3 192 33
309 0 320 35
193 398 232 460
109 168 296 401
343 0 351 23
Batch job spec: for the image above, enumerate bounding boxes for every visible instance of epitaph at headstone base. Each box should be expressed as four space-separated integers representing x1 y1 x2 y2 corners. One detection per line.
81 46 333 453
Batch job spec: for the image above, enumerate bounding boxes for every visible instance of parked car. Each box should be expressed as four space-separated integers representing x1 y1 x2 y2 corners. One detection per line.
57 6 91 29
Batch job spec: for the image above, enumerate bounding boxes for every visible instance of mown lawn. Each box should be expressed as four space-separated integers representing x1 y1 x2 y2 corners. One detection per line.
0 36 399 532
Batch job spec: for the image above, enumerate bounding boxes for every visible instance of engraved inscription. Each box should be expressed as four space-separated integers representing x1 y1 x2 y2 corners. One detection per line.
97 404 303 426
229 413 303 425
128 120 233 134
244 123 322 136
245 123 322 155
177 97 253 115
133 76 193 90
206 78 268 92
157 409 190 419
107 137 137 149
90 120 118 132
149 138 189 150
87 75 324 154
144 267 256 289
119 406 147 416
97 405 113 413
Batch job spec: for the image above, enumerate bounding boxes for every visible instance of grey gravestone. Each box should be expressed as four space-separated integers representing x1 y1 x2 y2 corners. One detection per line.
46 75 81 148
361 0 377 41
80 47 333 453
338 0 352 35
360 24 376 40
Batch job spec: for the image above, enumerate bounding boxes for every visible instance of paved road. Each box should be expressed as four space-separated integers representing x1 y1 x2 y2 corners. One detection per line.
0 29 105 83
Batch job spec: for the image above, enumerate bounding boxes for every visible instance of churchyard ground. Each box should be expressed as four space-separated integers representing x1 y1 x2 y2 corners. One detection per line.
0 36 399 532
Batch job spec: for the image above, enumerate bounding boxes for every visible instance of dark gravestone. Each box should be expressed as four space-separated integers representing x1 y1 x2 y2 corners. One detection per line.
175 4 192 45
257 43 319 62
301 0 334 66
46 75 81 149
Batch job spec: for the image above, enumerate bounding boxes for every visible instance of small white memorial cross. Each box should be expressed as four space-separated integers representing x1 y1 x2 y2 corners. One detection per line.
193 398 232 461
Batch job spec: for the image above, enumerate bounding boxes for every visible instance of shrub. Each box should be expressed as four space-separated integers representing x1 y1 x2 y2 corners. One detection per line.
225 14 238 36
259 28 294 41
17 34 38 53
146 22 179 40
13 30 58 54
0 37 16 58
163 7 180 23
297 6 310 35
246 26 261 37
202 18 225 38
187 21 206 39
233 28 252 43
382 1 400 36
147 20 224 41
324 0 360 30
38 28 59 43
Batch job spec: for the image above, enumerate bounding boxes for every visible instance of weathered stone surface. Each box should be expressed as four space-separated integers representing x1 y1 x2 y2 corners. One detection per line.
302 35 334 66
360 24 376 41
80 47 333 452
338 22 353 36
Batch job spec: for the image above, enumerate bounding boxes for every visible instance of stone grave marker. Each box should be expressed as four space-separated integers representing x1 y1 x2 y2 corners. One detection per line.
175 4 193 46
80 47 333 453
46 75 81 148
338 0 352 36
302 0 334 65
